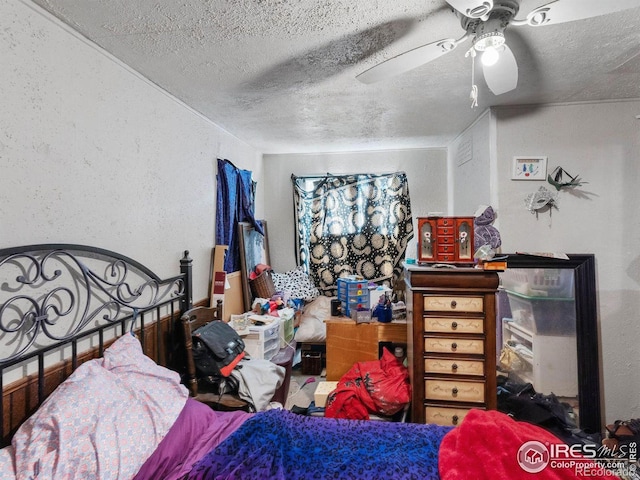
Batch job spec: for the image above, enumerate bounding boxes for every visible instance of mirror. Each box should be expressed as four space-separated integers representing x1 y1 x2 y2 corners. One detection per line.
237 220 270 311
496 254 600 433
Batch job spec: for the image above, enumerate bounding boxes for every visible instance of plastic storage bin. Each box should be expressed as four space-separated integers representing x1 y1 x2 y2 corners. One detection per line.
337 278 370 317
501 268 574 298
506 290 576 336
244 321 280 361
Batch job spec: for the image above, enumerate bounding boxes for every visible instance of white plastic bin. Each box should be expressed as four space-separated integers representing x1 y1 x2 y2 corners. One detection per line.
501 268 574 298
506 290 576 336
244 321 280 361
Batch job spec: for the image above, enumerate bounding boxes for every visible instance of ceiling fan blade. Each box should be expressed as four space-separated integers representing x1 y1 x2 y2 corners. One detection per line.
522 0 640 27
482 44 518 95
445 0 494 19
356 35 470 84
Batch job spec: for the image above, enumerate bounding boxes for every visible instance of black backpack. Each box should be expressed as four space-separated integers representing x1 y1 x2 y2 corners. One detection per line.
192 320 245 378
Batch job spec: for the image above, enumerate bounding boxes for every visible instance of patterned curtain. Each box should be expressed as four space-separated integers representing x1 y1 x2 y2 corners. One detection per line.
292 172 413 295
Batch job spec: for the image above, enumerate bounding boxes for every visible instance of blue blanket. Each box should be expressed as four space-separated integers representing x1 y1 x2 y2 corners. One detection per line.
185 409 452 480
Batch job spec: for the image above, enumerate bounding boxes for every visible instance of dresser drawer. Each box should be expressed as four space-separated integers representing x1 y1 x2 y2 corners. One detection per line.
436 224 454 236
425 379 485 403
437 218 455 227
437 244 455 256
436 234 455 245
424 337 484 355
424 358 485 376
424 316 484 334
425 405 476 426
423 296 483 313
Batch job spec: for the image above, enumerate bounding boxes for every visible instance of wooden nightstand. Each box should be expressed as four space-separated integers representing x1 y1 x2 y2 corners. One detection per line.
324 317 407 381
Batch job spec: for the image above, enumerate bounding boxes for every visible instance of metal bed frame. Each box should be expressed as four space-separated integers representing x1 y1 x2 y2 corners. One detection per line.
0 244 194 445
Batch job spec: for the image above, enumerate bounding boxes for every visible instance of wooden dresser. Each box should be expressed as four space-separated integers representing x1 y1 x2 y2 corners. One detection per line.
404 265 499 426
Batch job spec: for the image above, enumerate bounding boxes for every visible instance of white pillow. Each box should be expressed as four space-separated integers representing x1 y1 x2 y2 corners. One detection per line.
294 295 331 343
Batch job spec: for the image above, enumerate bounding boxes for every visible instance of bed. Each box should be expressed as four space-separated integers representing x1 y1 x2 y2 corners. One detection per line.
0 245 627 480
0 244 192 446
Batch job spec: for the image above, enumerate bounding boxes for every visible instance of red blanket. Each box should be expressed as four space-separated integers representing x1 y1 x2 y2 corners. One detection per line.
439 410 620 480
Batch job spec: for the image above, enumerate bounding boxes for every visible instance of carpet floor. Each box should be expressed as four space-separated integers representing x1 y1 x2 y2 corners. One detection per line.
285 367 325 410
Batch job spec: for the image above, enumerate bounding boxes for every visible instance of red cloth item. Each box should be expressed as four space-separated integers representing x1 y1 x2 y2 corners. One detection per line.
249 263 271 280
324 348 411 420
219 351 245 377
439 409 621 480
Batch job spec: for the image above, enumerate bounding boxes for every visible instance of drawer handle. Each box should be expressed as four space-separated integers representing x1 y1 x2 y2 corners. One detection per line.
450 300 457 309
452 415 459 425
451 342 457 351
452 387 458 397
451 321 458 330
451 363 458 372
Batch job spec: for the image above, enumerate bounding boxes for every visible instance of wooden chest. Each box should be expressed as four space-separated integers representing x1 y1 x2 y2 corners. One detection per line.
405 265 499 426
417 216 474 265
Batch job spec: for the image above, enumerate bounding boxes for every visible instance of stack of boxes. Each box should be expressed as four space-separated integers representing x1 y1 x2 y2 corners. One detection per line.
500 267 578 396
242 311 296 361
336 278 403 323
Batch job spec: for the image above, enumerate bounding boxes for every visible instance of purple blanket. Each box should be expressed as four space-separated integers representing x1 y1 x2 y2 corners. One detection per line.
134 398 252 480
185 409 452 480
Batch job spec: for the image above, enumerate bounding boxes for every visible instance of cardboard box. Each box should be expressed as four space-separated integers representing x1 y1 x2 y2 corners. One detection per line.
314 381 338 408
224 272 245 322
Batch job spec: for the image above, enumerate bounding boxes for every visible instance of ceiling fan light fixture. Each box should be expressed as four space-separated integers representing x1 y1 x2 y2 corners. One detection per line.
473 30 505 52
481 46 500 66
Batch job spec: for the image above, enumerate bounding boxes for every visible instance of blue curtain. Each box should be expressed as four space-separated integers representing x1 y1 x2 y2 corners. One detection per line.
291 172 413 295
215 158 263 273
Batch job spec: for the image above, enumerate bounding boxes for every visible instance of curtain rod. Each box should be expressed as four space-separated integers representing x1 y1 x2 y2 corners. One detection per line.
291 171 402 181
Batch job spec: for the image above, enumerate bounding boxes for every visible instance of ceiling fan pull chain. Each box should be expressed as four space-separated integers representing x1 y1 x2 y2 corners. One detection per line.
470 85 478 109
466 47 479 108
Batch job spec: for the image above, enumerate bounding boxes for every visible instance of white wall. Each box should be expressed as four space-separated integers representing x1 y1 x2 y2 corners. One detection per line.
0 0 263 304
262 149 448 271
448 110 495 215
490 101 640 423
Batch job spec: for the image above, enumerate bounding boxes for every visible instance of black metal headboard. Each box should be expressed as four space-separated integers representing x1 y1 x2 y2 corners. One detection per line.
0 244 193 444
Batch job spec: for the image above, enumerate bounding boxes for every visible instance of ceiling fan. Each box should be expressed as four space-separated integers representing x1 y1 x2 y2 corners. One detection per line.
356 0 640 96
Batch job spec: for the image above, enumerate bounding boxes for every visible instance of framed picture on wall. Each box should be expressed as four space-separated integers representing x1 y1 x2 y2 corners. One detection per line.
512 156 547 180
237 220 270 311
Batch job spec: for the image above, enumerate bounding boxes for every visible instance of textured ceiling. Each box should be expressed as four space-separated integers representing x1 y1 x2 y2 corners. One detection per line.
30 0 640 153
